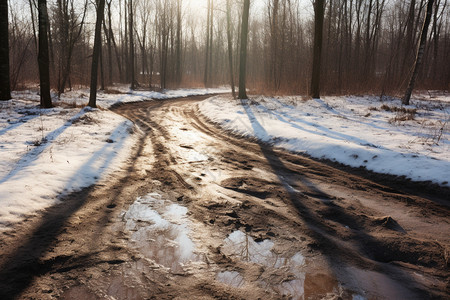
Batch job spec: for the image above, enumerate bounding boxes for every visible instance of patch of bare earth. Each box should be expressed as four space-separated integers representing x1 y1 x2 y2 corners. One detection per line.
0 95 448 299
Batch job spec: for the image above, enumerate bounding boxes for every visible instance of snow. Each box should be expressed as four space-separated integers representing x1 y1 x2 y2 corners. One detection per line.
199 94 450 186
32 86 230 109
0 87 226 232
0 99 136 231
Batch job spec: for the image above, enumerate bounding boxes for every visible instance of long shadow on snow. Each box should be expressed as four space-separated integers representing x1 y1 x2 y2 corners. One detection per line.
254 100 385 149
0 120 149 300
0 114 41 137
0 109 88 184
240 100 433 298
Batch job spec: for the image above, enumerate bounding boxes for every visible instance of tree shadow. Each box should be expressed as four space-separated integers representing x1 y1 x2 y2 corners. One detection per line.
240 100 434 298
0 109 88 184
0 114 41 137
0 117 151 300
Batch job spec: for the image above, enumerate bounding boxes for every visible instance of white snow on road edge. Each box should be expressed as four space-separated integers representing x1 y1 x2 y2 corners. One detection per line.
0 101 137 231
15 86 230 109
199 95 450 186
0 87 228 232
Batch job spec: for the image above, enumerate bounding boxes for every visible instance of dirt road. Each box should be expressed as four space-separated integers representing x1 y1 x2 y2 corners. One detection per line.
0 95 449 299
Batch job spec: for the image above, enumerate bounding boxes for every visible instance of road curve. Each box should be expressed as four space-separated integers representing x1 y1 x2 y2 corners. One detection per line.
0 95 448 299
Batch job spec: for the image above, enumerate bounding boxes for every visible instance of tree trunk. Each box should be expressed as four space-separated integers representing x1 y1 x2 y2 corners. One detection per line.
107 0 123 83
208 0 214 84
403 0 434 105
88 0 106 108
310 0 325 99
100 38 105 91
226 0 236 98
129 0 135 89
105 0 113 86
0 0 11 100
38 0 52 108
204 0 210 87
238 0 250 99
175 0 182 85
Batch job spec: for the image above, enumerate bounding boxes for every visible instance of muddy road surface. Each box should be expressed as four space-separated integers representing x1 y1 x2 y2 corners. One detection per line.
0 95 449 299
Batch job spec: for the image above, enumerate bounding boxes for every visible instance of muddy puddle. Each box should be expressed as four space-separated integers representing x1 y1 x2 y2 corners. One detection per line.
121 193 368 299
219 230 307 299
123 192 199 273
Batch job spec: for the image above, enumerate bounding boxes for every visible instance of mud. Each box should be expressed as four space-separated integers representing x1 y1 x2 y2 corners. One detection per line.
0 95 449 299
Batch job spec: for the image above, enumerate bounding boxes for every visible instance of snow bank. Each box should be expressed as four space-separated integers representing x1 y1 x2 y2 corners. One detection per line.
199 95 450 186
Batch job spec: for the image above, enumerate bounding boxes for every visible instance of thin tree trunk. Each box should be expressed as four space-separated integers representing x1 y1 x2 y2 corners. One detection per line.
204 0 210 87
208 0 214 84
226 0 236 98
0 0 11 100
108 4 123 83
176 0 182 85
129 0 135 89
88 0 106 108
105 0 113 86
403 0 435 105
100 38 105 91
310 0 325 99
28 0 38 56
38 0 52 108
238 0 250 99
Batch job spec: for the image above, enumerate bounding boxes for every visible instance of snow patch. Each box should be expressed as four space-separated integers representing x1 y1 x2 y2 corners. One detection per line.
199 95 450 186
0 99 136 231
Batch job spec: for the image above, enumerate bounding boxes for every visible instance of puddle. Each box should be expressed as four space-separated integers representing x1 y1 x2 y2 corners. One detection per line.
220 230 306 298
216 271 245 288
123 193 199 273
222 230 305 268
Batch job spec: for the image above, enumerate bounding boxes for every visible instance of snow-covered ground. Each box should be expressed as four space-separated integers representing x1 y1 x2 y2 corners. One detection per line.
16 86 229 109
0 87 227 232
199 94 450 186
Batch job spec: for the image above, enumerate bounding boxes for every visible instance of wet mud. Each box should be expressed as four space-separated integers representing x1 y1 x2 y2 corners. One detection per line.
0 95 449 299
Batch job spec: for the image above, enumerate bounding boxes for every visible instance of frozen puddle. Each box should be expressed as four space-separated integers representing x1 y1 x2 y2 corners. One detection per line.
123 193 198 272
219 230 306 299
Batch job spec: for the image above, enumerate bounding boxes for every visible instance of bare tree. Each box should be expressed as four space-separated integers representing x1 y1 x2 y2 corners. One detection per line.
226 0 236 98
204 0 211 87
403 0 435 105
310 0 325 99
38 0 52 108
55 0 88 96
175 0 182 85
0 0 11 100
129 0 136 89
238 0 250 99
88 0 106 108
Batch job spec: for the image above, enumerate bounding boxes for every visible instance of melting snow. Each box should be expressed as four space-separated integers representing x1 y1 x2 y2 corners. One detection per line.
200 95 450 186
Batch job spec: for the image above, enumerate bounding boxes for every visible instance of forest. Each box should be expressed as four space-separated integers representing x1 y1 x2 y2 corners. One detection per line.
1 0 449 101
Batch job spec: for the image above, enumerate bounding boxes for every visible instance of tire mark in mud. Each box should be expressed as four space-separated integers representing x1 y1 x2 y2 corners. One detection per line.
3 95 446 299
180 103 450 297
